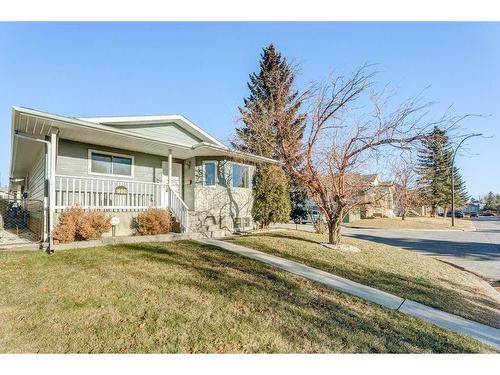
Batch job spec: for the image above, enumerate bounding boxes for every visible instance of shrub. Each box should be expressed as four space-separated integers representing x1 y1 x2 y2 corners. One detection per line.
135 208 172 235
53 207 111 243
77 211 112 240
53 207 80 243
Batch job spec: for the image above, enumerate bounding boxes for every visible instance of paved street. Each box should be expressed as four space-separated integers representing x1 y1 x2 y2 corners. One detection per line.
274 217 500 281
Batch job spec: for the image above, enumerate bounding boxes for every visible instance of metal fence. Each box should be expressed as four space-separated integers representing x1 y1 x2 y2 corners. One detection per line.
0 194 43 247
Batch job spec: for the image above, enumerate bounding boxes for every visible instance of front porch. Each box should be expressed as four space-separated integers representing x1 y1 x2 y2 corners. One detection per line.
54 174 189 233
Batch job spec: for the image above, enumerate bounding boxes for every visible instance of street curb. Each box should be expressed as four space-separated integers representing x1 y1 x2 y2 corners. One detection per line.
343 226 476 232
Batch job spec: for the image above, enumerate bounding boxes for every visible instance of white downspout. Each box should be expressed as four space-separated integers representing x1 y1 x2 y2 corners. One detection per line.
49 131 57 251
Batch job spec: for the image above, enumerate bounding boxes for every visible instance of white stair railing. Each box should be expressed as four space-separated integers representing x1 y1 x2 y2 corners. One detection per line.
165 185 189 233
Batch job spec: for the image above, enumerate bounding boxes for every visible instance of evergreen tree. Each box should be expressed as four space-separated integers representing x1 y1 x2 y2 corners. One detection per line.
234 44 305 227
417 127 469 214
444 164 469 209
252 164 291 228
483 191 497 211
290 188 309 223
234 44 305 159
417 127 450 215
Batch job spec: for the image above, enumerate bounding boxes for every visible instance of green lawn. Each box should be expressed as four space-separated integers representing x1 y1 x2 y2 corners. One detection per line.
229 230 500 328
0 241 492 353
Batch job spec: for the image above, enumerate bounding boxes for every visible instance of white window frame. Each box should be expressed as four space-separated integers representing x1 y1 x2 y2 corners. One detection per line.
88 149 135 178
231 162 250 189
202 160 218 187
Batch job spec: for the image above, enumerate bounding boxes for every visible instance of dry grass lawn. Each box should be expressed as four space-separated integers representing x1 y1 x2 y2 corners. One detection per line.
229 230 500 328
0 241 493 353
343 216 474 230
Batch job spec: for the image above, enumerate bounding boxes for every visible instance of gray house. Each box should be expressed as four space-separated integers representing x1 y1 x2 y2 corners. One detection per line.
8 106 276 247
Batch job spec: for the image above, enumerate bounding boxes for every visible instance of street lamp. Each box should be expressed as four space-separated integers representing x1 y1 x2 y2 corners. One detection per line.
451 133 482 227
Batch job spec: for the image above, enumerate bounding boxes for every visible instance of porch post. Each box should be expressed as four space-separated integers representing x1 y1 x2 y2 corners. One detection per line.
168 149 172 186
167 149 172 208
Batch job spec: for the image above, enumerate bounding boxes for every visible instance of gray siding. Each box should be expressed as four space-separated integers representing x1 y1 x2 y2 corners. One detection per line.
112 123 202 147
26 150 45 238
27 150 45 202
56 139 169 183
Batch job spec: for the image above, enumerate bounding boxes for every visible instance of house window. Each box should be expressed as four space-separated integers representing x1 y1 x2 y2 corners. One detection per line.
232 164 249 188
234 217 251 230
89 150 133 177
203 161 217 186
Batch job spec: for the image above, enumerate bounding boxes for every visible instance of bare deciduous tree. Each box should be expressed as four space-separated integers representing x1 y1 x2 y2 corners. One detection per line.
391 154 423 220
241 64 466 244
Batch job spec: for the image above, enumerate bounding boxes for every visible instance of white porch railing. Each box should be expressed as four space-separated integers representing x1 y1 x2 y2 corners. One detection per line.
166 185 189 233
54 175 189 232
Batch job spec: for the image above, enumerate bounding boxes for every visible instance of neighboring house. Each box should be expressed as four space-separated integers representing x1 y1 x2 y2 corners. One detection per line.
357 174 396 219
462 201 480 216
300 174 395 223
8 106 277 245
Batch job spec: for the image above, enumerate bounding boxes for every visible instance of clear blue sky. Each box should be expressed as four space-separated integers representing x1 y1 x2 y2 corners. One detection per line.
0 22 498 198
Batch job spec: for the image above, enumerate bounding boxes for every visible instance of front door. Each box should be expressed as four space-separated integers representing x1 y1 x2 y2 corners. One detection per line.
162 161 183 196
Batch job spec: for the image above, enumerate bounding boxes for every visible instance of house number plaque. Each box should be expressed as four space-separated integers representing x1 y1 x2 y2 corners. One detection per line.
114 186 128 195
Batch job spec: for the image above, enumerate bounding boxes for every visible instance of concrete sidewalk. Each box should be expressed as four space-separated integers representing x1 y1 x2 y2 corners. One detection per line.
198 238 500 350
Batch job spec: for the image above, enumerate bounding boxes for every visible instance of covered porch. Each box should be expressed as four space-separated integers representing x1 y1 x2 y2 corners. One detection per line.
53 174 189 232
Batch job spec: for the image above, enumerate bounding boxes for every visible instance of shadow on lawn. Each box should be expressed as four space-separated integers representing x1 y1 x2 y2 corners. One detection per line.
112 241 489 353
227 232 500 329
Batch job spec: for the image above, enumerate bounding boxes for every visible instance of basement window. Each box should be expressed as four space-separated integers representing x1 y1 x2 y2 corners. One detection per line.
234 217 251 231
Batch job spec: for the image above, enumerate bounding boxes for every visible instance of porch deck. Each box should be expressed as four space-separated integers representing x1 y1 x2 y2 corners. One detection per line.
55 175 189 232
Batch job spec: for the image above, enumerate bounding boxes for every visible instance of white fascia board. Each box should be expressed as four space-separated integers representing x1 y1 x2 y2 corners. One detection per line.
78 114 225 148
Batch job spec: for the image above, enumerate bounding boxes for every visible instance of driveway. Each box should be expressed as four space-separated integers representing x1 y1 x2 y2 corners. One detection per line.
0 228 38 249
273 217 500 281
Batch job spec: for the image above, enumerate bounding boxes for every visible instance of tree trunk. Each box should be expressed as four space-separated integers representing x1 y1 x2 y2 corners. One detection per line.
402 208 407 220
327 210 343 245
431 205 437 218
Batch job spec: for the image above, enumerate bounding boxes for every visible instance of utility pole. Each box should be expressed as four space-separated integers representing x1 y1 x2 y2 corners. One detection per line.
451 133 482 227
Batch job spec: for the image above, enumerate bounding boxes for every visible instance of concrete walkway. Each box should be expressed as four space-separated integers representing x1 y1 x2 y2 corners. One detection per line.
198 238 500 350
